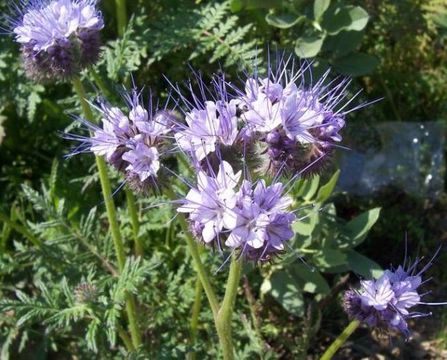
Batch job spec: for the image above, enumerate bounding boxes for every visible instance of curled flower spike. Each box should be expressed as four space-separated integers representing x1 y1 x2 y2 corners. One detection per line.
176 159 296 261
233 54 365 177
7 0 104 81
64 88 176 192
343 246 447 337
168 71 248 172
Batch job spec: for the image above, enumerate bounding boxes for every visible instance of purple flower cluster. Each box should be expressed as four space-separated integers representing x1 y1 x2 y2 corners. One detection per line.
236 66 347 177
177 161 296 261
65 54 367 261
173 58 354 178
66 90 175 192
10 0 103 81
344 252 446 337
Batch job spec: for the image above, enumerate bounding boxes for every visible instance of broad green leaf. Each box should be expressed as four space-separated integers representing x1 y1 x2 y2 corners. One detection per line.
269 270 304 316
321 6 352 35
293 209 318 236
332 53 379 76
346 250 383 278
346 6 369 31
265 13 302 29
295 33 325 58
316 170 340 203
339 208 381 248
290 264 330 294
314 248 347 269
323 31 364 57
314 0 331 20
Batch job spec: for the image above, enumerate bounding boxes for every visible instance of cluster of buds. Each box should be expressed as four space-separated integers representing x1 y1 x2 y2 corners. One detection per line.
9 0 104 81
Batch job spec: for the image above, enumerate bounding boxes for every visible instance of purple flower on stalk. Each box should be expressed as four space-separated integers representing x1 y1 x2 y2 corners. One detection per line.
65 88 174 191
170 72 240 165
234 55 363 177
344 247 446 337
7 0 104 81
177 159 296 261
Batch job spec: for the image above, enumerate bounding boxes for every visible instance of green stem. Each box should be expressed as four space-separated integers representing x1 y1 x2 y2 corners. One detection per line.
117 323 135 352
320 319 360 360
125 189 144 257
179 214 219 317
165 187 219 317
90 69 112 98
216 255 242 360
115 0 128 37
187 278 203 360
72 76 142 349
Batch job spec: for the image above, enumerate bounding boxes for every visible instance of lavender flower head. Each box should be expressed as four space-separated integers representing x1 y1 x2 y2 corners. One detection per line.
344 247 446 337
177 160 296 261
171 72 243 170
65 88 175 192
235 56 358 177
9 0 104 81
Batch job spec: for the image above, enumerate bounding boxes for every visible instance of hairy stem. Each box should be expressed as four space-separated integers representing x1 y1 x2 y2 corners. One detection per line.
320 319 360 360
72 76 142 349
187 278 203 360
115 0 128 37
165 187 219 317
179 214 220 317
125 190 144 256
216 255 242 360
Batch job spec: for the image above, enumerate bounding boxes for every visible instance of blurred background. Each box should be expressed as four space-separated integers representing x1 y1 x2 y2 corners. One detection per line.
0 0 446 358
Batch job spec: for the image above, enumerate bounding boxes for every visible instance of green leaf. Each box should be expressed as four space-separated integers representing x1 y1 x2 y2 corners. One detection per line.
315 249 347 269
331 53 379 76
293 209 318 236
295 175 320 200
316 170 340 203
339 208 381 248
314 0 331 20
295 33 325 58
321 6 352 35
290 264 330 294
265 13 302 29
346 250 383 278
323 30 364 57
269 270 304 316
346 6 369 31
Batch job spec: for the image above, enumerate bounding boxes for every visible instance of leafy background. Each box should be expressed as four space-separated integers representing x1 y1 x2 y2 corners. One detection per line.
0 0 446 358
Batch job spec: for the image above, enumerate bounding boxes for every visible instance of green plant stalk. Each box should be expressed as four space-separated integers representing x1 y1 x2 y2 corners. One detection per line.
187 278 203 360
115 0 128 37
178 214 220 317
216 255 242 360
164 187 219 317
125 189 144 256
320 319 360 360
72 76 142 349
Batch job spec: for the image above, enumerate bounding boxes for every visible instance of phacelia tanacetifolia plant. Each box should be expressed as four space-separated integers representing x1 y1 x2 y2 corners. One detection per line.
64 51 380 359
